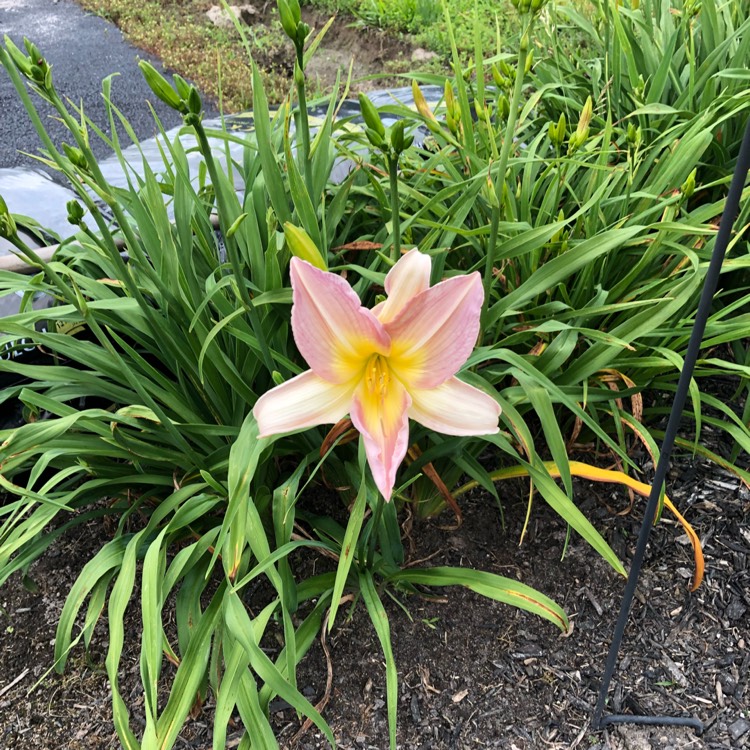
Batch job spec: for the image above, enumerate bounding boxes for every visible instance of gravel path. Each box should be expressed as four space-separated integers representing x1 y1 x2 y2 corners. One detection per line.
0 0 216 168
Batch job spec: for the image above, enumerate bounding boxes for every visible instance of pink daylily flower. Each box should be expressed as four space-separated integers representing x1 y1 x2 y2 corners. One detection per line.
253 249 501 500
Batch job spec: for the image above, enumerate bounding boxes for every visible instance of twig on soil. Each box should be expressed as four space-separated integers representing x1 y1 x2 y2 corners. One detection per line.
0 667 29 698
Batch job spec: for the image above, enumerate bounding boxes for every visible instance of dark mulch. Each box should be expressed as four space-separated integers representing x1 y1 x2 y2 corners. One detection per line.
1 436 748 749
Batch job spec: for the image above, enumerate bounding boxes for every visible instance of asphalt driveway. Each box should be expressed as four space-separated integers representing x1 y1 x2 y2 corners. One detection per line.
0 0 216 168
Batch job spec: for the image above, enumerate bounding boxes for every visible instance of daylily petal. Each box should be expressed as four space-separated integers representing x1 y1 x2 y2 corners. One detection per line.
291 258 391 383
386 272 483 388
375 248 432 324
408 377 501 435
350 368 411 501
254 370 355 437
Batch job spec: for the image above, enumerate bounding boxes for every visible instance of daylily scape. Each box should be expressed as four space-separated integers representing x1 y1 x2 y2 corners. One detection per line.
254 249 501 500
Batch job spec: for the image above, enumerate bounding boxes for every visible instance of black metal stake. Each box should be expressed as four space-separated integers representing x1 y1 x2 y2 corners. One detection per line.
593 115 750 732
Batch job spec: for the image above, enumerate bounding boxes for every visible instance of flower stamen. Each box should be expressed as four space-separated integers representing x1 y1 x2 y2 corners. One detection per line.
365 354 391 399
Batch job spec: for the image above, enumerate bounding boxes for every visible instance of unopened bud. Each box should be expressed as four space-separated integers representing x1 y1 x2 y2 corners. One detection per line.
29 63 45 84
524 48 534 74
138 61 184 111
62 143 88 170
358 92 385 139
497 94 510 120
390 120 406 153
444 82 460 134
568 96 592 153
19 40 52 88
172 74 193 102
277 0 301 39
4 38 32 76
364 127 384 148
548 112 566 148
482 168 500 208
627 122 642 148
0 195 17 240
284 223 327 270
66 199 85 225
187 87 202 115
296 21 309 49
491 64 508 89
412 80 437 124
681 168 697 199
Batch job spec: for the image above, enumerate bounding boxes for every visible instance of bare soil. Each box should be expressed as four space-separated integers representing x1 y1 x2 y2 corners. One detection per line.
270 5 423 94
188 0 425 98
1 438 748 750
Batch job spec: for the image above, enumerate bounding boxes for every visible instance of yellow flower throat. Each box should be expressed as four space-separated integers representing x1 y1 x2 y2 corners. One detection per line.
365 354 391 399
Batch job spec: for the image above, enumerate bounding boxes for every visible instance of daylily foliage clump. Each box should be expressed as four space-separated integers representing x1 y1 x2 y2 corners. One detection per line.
0 0 747 747
254 250 501 499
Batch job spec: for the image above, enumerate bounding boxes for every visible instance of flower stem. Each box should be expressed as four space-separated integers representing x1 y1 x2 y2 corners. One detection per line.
192 121 276 376
481 15 535 328
295 62 314 198
388 155 401 261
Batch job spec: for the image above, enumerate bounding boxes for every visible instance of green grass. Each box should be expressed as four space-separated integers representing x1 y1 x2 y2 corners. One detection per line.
75 0 294 109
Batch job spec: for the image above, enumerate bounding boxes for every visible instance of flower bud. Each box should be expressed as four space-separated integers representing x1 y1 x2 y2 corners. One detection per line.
390 120 406 154
568 96 592 153
277 0 301 40
138 61 184 111
187 86 202 115
497 94 510 120
29 63 45 84
444 80 456 112
548 112 566 148
491 64 508 89
412 80 438 125
296 21 309 50
364 127 385 148
681 168 697 199
482 168 500 208
172 74 193 102
4 38 32 76
23 39 42 63
444 81 461 134
358 92 385 139
66 199 85 225
62 143 88 170
0 195 17 240
284 223 327 270
626 122 642 148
